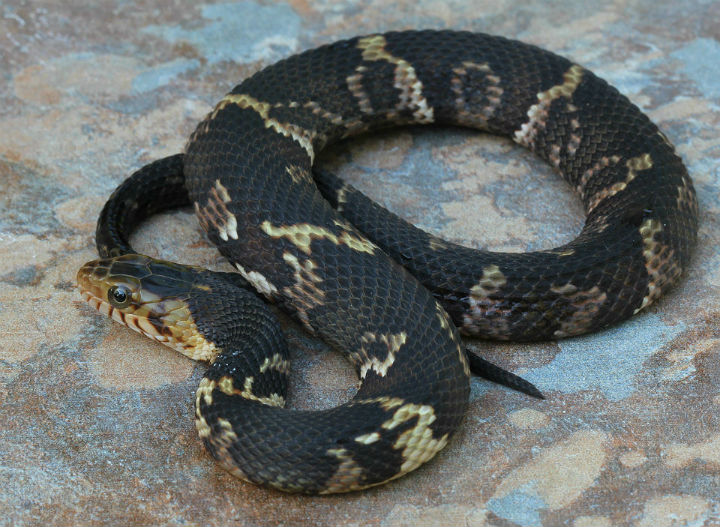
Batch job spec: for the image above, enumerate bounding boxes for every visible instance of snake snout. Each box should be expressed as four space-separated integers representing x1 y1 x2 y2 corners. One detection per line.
77 257 143 310
76 254 218 360
76 256 158 335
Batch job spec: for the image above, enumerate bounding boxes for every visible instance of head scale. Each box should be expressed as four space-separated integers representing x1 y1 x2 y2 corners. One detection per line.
76 254 217 361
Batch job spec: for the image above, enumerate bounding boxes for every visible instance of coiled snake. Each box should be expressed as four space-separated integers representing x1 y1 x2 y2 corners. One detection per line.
76 30 698 494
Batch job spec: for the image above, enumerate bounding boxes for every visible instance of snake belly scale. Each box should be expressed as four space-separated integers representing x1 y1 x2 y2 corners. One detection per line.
76 30 697 494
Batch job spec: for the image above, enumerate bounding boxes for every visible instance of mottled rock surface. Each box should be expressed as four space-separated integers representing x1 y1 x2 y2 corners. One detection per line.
1 1 719 526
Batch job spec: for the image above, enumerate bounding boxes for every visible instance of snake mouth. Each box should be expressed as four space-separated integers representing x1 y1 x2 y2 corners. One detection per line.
76 255 220 362
76 269 173 344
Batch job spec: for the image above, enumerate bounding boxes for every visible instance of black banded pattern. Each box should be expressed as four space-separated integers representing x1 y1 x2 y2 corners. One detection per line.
78 30 697 494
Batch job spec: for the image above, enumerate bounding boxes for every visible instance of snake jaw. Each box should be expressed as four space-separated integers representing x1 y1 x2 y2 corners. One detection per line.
76 261 167 343
76 255 221 362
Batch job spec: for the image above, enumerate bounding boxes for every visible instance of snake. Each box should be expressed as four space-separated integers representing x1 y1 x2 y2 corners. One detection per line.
76 30 698 494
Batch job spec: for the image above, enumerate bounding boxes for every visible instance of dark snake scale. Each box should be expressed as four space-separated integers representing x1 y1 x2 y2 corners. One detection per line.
77 30 698 494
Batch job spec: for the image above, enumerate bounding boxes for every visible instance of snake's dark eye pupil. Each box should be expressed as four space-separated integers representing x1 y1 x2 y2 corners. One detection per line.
108 286 130 306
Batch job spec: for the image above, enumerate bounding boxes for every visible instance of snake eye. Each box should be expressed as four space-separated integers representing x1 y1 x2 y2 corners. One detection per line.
108 285 132 308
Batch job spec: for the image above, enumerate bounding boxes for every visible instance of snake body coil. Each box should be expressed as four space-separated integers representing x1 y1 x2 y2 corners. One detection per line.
77 30 697 494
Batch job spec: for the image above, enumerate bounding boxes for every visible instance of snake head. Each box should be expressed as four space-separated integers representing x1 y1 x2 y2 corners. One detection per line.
76 254 218 360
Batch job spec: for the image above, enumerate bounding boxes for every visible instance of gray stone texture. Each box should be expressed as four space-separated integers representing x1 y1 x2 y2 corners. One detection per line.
1 1 719 525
